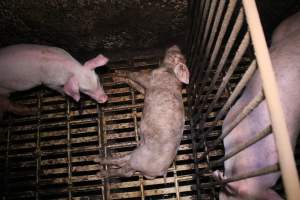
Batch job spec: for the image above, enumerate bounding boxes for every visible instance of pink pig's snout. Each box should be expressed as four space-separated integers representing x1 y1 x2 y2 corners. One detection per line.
89 90 108 103
97 94 108 103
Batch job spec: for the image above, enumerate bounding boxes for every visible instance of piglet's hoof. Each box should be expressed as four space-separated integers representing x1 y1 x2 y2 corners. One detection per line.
96 170 109 179
93 157 101 163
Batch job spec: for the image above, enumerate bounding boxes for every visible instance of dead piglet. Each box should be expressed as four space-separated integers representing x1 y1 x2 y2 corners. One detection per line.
94 45 189 179
0 44 109 115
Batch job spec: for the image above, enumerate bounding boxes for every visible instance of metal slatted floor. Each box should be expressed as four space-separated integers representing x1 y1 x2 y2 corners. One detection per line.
0 53 226 200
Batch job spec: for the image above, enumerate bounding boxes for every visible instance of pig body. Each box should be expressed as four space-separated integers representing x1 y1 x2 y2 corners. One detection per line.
0 44 108 114
213 12 300 200
94 46 189 179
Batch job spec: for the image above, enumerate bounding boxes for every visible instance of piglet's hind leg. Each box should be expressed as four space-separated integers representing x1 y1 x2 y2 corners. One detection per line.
94 154 131 167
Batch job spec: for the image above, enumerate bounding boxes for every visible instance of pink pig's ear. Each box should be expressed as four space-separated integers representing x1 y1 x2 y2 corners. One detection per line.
83 54 109 70
173 63 190 84
64 76 80 102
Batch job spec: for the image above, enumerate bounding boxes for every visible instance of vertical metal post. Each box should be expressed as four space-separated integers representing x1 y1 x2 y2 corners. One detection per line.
66 98 72 200
4 116 11 200
242 1 300 199
172 162 180 200
97 103 105 200
35 91 42 200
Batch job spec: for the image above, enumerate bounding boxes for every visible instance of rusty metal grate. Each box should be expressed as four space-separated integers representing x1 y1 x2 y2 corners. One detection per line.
0 53 225 200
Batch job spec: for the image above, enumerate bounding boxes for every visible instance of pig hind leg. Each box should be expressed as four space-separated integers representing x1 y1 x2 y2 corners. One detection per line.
94 154 131 167
97 166 135 178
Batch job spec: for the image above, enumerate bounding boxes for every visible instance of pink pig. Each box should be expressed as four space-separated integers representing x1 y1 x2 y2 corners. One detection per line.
213 12 300 200
0 44 108 115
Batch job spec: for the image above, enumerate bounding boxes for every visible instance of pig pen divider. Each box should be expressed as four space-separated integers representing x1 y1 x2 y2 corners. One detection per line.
186 0 300 199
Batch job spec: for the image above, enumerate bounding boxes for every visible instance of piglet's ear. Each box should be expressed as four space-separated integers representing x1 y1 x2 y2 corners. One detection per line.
64 76 80 102
84 54 109 70
174 63 190 84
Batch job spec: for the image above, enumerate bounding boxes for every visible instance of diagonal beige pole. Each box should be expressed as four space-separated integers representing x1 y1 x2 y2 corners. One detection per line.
242 0 300 199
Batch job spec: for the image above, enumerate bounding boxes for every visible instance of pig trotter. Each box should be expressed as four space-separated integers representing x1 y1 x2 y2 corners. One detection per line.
212 170 225 183
95 164 135 178
105 166 135 177
94 155 131 168
96 170 109 179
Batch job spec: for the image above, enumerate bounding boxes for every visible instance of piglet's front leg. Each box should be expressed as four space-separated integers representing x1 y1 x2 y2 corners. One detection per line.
113 70 152 94
113 76 145 94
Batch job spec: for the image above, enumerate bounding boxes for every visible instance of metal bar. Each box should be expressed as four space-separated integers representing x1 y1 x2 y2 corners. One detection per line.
189 0 212 85
204 0 226 60
97 99 105 199
203 60 257 139
198 61 257 161
187 0 209 133
188 0 207 69
35 91 42 199
66 97 72 200
187 0 202 59
197 8 245 111
203 134 217 198
194 32 250 126
100 101 111 200
220 89 264 140
198 0 218 59
186 0 200 58
190 121 201 198
242 1 300 199
200 163 279 188
206 0 238 70
4 116 11 199
210 125 272 167
172 162 180 200
223 163 279 184
190 0 238 104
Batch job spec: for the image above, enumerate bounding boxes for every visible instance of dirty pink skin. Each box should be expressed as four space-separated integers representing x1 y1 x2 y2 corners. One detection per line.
94 45 189 179
271 12 300 46
213 12 300 200
0 44 108 115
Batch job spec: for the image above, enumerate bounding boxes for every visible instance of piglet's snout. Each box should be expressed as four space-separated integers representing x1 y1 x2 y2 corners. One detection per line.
97 94 108 103
92 91 108 103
